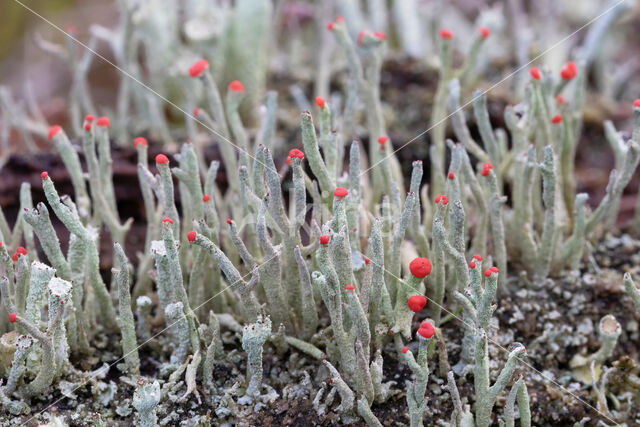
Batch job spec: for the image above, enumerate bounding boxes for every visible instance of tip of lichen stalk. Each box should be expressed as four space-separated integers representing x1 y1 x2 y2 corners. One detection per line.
473 254 482 261
345 285 355 291
226 218 232 225
189 59 209 77
162 218 173 224
193 107 199 116
202 194 211 202
187 231 196 242
490 266 499 273
364 257 370 264
417 322 435 339
529 67 541 80
155 154 169 164
378 136 388 144
229 80 244 92
469 261 476 269
479 26 490 39
484 269 493 277
335 16 344 22
286 156 292 165
448 172 455 179
84 123 92 131
440 29 453 39
409 257 432 278
85 115 94 123
634 99 640 108
434 195 448 205
289 148 304 160
9 313 16 323
48 125 62 140
327 22 334 30
407 295 427 313
17 247 26 255
41 171 49 180
96 116 110 128
334 187 348 197
320 235 330 245
315 96 325 108
560 61 577 80
556 94 565 104
373 31 386 40
134 137 148 147
551 114 563 124
357 30 366 46
481 162 493 177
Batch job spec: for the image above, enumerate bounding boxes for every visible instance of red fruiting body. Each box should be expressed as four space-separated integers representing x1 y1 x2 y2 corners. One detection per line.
378 136 388 144
481 162 493 177
373 32 386 40
84 123 92 131
187 231 197 242
551 114 563 124
315 96 326 108
490 266 499 273
556 94 565 104
364 257 370 264
96 116 110 128
484 269 492 277
345 285 355 291
11 253 19 261
85 115 95 122
448 172 455 179
417 322 435 339
409 257 432 278
479 26 490 39
134 137 148 147
483 162 493 170
320 235 330 245
336 16 344 22
529 67 541 80
48 125 62 140
9 313 16 323
289 148 304 159
155 154 169 164
469 261 476 269
41 171 48 179
407 295 427 313
17 247 27 255
560 61 577 80
286 156 292 165
357 30 366 46
327 22 334 30
402 346 408 354
473 254 482 261
202 194 211 202
634 99 640 108
229 80 244 92
226 219 232 225
162 218 173 224
435 195 448 205
334 187 348 197
193 107 199 116
440 29 453 39
189 59 209 77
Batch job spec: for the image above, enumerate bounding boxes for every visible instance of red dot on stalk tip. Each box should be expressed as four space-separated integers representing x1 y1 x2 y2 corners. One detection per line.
289 149 304 159
9 313 16 323
490 266 499 273
417 322 435 339
364 257 370 264
357 31 366 46
402 346 408 354
315 96 325 108
41 171 48 179
556 94 565 104
17 246 27 255
189 59 209 78
11 253 19 261
469 261 476 269
345 285 355 291
84 123 92 131
327 22 335 30
335 16 344 22
162 218 173 224
226 218 232 225
134 137 148 147
48 125 62 140
560 61 577 80
410 257 432 278
473 254 483 261
440 29 453 39
85 115 94 123
96 116 110 128
193 107 199 116
448 172 455 180
551 114 563 124
378 136 388 144
484 269 492 277
407 295 427 313
529 67 541 80
634 99 640 108
479 26 490 39
373 32 386 41
320 235 330 245
202 194 211 202
187 231 197 242
334 187 348 197
229 80 244 92
155 154 169 164
286 156 292 165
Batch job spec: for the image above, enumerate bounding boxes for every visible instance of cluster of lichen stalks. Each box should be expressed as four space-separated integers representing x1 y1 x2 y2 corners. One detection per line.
1 17 640 427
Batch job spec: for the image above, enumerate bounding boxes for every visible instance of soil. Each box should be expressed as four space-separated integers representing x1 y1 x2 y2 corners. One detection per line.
1 58 640 425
